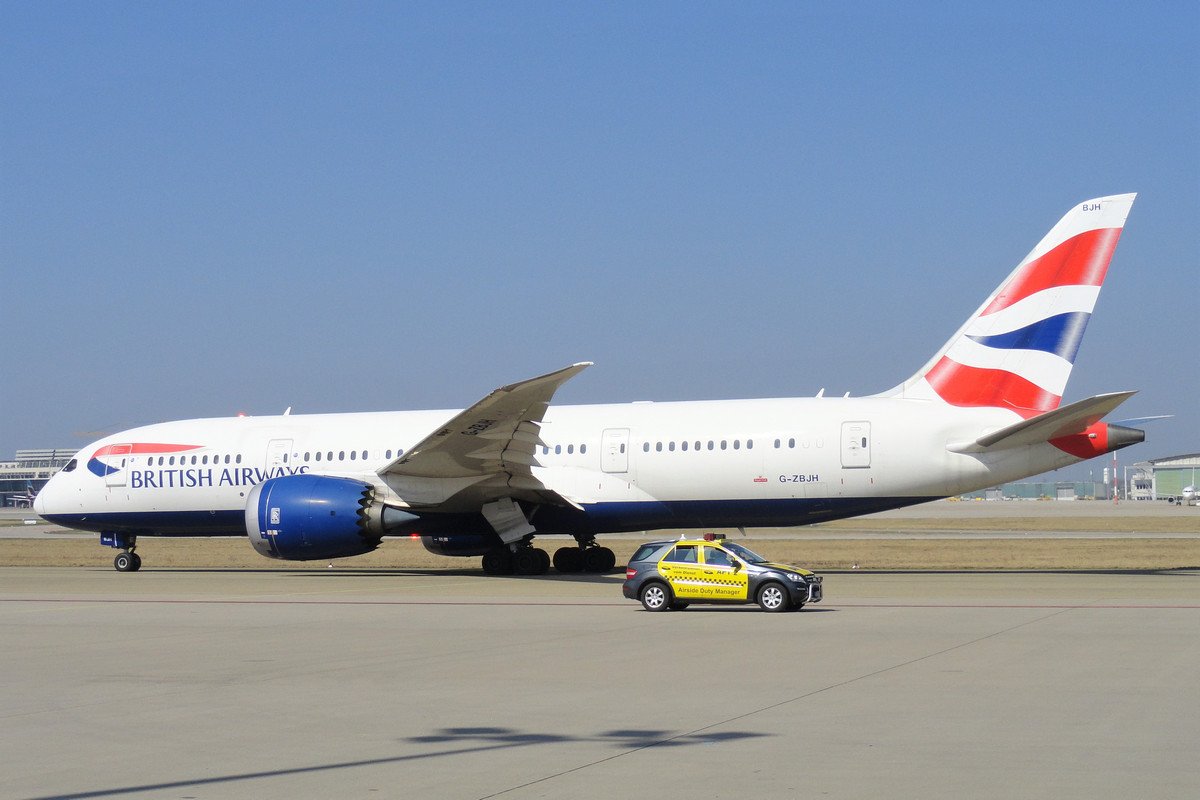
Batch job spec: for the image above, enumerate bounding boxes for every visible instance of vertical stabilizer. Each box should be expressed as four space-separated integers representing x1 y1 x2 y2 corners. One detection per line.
890 193 1136 418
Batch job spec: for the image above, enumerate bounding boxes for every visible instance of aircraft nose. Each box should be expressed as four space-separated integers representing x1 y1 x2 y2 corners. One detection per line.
33 480 52 517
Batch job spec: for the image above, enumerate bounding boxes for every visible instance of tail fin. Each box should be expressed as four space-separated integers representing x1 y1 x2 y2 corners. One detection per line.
891 193 1136 418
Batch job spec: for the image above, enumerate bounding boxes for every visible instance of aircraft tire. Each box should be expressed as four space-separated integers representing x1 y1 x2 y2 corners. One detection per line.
534 548 551 574
481 549 513 575
512 548 546 576
597 547 616 572
114 552 134 572
582 547 610 573
130 553 142 571
553 547 583 573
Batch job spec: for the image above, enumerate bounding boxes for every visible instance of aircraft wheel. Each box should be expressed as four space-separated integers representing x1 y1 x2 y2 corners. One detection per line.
513 548 546 575
130 553 142 572
639 581 672 612
534 548 551 574
597 547 616 572
553 547 583 573
114 552 135 572
583 547 610 573
481 548 513 575
757 582 789 612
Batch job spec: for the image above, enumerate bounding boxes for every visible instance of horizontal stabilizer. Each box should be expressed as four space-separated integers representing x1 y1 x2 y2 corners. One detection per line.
949 391 1136 453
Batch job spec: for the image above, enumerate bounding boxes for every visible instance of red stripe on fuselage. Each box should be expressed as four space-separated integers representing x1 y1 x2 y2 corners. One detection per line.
982 227 1122 315
92 443 203 458
924 357 1060 418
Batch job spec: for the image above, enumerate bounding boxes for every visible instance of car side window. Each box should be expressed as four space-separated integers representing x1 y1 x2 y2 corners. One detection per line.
664 545 697 563
703 547 732 567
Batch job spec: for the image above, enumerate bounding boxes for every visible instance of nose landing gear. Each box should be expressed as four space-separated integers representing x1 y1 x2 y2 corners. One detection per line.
101 532 142 572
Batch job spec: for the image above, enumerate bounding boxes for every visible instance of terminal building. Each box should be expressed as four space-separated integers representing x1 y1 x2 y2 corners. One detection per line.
1 449 75 507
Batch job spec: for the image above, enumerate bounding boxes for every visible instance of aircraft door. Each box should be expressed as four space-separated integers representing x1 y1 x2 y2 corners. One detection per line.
265 439 293 472
104 444 132 488
600 428 630 473
840 422 871 468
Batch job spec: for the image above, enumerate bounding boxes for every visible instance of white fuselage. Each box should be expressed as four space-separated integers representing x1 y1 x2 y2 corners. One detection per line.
35 396 1084 536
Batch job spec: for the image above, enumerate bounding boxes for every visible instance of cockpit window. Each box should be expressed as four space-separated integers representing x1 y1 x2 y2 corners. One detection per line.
62 459 78 473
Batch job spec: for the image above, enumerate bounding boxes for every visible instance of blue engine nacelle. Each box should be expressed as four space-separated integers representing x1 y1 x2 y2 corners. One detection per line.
245 474 416 561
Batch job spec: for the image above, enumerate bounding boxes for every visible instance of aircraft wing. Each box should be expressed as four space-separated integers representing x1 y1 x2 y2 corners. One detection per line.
378 363 591 509
949 391 1136 453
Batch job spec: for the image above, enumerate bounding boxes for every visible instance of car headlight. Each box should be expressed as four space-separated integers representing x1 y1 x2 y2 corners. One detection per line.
785 572 806 582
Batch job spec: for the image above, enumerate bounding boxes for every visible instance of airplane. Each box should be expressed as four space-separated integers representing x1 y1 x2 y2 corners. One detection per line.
36 193 1144 574
8 481 37 509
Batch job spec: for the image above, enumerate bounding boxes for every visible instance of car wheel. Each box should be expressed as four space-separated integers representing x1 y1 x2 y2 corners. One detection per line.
757 582 788 612
639 581 672 612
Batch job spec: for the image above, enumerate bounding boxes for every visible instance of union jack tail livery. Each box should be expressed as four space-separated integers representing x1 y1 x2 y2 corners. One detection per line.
896 194 1136 417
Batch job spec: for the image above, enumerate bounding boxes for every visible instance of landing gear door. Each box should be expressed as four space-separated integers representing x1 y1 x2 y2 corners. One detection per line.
265 439 293 473
104 443 132 488
600 428 630 473
840 422 871 469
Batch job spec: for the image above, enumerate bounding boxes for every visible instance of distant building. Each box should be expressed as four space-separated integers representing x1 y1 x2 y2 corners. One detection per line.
958 481 1107 501
0 449 75 506
1129 453 1200 502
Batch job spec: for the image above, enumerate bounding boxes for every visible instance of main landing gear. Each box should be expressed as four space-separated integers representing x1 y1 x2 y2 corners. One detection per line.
480 537 616 576
101 532 142 572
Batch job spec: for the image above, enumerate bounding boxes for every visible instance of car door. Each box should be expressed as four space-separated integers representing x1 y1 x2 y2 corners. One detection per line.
700 546 750 601
657 544 704 599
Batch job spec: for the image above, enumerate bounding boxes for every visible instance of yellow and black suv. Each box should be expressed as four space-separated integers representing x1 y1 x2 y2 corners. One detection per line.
622 535 822 612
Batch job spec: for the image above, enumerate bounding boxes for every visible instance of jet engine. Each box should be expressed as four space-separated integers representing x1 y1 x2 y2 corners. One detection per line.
245 474 417 561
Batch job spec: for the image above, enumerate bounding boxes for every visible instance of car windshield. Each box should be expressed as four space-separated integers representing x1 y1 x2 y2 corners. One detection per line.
721 541 768 564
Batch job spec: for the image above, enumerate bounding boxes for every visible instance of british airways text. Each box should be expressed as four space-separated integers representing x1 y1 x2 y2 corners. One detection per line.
129 465 310 489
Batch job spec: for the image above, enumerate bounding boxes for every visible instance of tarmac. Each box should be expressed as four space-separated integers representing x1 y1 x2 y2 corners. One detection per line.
3 566 1198 799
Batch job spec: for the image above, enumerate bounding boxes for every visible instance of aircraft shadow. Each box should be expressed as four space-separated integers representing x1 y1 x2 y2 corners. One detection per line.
23 726 771 800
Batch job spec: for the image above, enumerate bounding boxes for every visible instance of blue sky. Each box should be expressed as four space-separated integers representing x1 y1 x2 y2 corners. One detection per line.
2 2 1197 477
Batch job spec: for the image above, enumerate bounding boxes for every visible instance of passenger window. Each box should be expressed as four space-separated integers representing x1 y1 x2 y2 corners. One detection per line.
555 445 561 455
315 452 322 461
664 545 698 563
169 456 176 465
349 451 356 460
386 450 393 459
567 444 574 454
304 452 310 461
720 440 727 450
707 441 714 450
789 438 796 448
733 440 740 450
774 438 781 448
747 439 753 449
581 444 587 454
236 454 243 464
681 441 688 451
668 442 675 452
643 442 650 452
655 442 662 452
694 441 701 451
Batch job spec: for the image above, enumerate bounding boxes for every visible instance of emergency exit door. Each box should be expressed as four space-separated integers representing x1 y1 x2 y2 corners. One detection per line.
840 422 871 468
600 428 630 473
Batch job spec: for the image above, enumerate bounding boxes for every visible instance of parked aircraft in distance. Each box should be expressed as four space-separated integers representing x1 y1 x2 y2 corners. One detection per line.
37 194 1143 574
